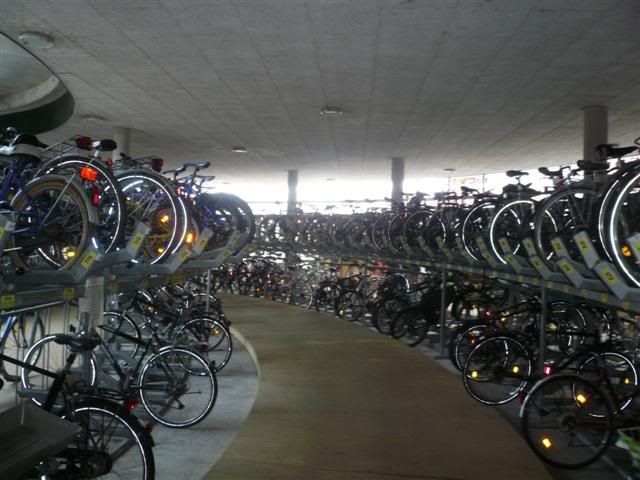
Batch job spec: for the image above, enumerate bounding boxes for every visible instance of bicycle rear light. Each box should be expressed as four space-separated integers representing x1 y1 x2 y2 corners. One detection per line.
151 157 164 172
80 166 99 182
75 136 93 150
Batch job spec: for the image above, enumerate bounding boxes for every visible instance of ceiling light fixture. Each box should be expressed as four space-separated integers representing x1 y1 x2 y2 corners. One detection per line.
443 168 456 172
231 146 247 153
320 106 342 116
325 178 336 182
18 32 54 49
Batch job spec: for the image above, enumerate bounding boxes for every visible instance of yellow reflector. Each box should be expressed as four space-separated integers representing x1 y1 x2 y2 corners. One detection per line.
160 214 170 223
576 393 587 404
625 378 631 385
501 317 508 322
621 245 633 257
62 248 76 259
470 371 478 379
542 438 552 449
512 366 520 374
186 232 194 244
157 247 165 254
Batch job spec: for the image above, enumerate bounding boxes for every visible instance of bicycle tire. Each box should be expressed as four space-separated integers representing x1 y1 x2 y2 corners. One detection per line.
521 374 613 469
54 398 155 480
174 317 233 372
37 154 127 253
0 313 45 382
462 335 532 405
9 175 95 271
138 346 217 428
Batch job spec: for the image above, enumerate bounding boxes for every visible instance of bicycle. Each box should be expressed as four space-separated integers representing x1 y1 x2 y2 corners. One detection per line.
2 331 155 479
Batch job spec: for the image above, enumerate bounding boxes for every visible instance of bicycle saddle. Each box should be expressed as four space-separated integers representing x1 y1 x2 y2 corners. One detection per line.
577 160 608 172
596 144 638 160
163 165 187 175
506 170 528 178
0 133 46 158
54 334 101 352
461 186 479 194
10 133 47 149
184 161 211 169
195 174 215 181
92 139 117 152
538 166 564 178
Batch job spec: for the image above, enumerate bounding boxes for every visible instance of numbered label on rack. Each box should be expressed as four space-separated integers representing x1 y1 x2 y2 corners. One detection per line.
132 232 144 248
573 231 599 268
0 294 15 309
81 251 97 269
63 287 76 301
551 237 569 259
594 261 629 300
522 237 537 257
498 237 511 254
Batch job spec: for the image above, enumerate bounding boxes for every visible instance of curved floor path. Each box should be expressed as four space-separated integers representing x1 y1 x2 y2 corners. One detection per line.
204 295 553 480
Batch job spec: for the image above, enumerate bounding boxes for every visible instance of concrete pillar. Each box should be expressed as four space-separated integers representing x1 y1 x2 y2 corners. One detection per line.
583 105 608 162
113 126 131 160
287 169 298 216
391 157 404 204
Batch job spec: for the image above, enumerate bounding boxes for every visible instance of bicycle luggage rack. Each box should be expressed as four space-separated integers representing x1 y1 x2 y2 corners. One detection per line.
0 402 79 479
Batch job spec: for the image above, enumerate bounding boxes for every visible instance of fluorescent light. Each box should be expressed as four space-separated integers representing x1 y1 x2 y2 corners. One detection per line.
232 146 247 153
320 106 342 116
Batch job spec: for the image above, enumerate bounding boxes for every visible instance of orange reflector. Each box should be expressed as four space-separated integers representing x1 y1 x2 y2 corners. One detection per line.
186 232 195 244
80 166 99 182
542 437 552 449
160 215 170 223
157 247 165 254
576 393 587 404
622 245 633 257
625 378 631 385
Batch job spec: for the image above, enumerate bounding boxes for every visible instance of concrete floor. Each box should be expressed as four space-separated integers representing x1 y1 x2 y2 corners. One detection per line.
204 294 554 480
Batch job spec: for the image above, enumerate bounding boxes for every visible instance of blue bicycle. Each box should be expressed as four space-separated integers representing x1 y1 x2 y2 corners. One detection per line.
0 129 96 271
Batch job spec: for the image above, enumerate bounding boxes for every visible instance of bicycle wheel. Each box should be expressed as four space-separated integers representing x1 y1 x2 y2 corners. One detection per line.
138 346 217 428
452 323 491 372
606 169 640 287
0 312 45 381
521 374 613 469
9 175 95 271
174 317 233 372
117 170 180 264
533 187 597 266
336 290 364 321
37 154 127 253
52 398 154 480
461 201 497 262
576 351 637 412
371 297 407 334
291 280 313 309
391 306 432 347
102 311 142 360
462 336 532 405
489 199 536 264
20 335 98 405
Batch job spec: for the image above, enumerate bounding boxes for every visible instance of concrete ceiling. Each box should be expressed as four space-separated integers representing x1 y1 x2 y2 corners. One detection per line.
0 0 638 184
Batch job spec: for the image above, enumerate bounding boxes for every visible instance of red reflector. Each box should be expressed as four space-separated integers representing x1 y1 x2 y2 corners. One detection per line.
75 136 93 150
125 399 139 411
106 157 113 166
80 166 99 182
151 157 163 172
92 191 101 206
